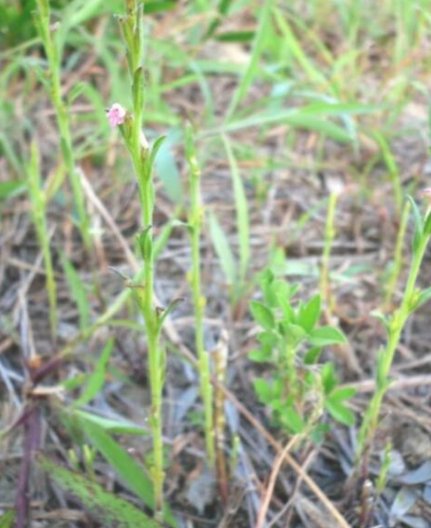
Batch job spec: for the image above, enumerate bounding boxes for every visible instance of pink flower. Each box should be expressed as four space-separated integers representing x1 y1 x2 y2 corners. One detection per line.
107 103 126 127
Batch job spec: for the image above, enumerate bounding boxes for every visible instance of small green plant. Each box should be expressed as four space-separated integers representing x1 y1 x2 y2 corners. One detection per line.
250 269 355 437
184 123 215 466
357 194 431 459
105 0 172 518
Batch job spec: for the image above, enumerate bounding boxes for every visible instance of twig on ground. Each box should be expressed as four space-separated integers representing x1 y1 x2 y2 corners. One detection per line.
255 435 300 528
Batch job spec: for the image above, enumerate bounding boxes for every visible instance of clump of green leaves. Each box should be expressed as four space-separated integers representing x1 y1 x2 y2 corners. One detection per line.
250 270 355 438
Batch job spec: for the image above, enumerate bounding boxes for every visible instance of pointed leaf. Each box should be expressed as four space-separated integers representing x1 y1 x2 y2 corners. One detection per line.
325 399 355 426
250 300 275 330
73 339 114 407
297 295 321 333
72 410 149 436
209 212 236 286
309 326 347 346
38 456 162 527
407 195 423 252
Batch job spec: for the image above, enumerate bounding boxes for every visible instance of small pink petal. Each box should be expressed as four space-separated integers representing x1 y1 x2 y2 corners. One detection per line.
107 103 126 127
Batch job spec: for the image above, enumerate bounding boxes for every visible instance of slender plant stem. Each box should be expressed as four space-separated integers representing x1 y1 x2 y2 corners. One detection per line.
357 226 430 458
384 201 410 310
27 142 57 338
185 125 215 466
117 0 165 516
35 0 90 249
320 191 338 317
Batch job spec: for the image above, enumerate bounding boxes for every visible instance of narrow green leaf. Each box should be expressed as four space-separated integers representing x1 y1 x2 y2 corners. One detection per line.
61 253 90 330
78 415 176 525
72 409 149 436
416 286 431 309
424 211 431 236
38 456 162 527
77 414 155 508
153 132 183 204
209 212 236 286
207 110 353 142
157 297 183 329
371 310 389 331
0 180 25 200
204 0 234 39
215 30 255 42
321 362 338 394
272 7 329 88
407 195 423 252
222 134 250 284
224 0 272 118
73 339 114 407
144 0 177 14
303 346 322 365
137 225 153 262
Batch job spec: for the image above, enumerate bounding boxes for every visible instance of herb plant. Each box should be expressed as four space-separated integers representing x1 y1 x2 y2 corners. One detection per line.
107 0 168 518
357 195 431 459
250 269 355 437
185 124 215 466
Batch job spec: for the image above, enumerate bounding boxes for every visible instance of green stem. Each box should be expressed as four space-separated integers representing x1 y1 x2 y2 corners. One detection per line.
357 228 430 459
384 201 410 310
186 126 215 466
27 142 57 339
320 192 338 316
119 0 165 516
35 0 90 249
141 173 164 515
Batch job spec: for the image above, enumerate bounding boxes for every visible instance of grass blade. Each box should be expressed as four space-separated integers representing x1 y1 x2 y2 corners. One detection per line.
73 339 114 407
224 0 273 119
38 456 162 527
209 212 236 287
221 134 250 285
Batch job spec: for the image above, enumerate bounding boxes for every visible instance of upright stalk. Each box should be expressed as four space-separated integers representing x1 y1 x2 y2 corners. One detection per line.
185 124 215 466
34 0 90 249
320 191 338 318
111 0 165 517
383 201 410 310
357 197 431 460
27 142 57 339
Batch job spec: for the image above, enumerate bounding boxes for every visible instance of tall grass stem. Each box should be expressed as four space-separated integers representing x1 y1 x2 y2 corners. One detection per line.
185 124 215 466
